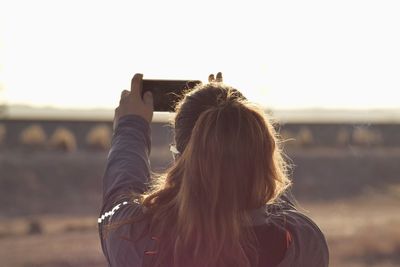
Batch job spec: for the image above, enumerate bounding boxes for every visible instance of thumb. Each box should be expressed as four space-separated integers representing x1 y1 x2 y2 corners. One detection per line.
143 91 153 107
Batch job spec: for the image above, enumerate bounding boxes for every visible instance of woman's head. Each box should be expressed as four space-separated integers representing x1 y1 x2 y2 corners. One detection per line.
172 83 289 209
173 83 246 154
140 83 291 267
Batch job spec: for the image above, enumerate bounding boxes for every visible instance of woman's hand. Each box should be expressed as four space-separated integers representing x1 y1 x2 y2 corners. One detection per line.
113 73 154 131
208 72 223 83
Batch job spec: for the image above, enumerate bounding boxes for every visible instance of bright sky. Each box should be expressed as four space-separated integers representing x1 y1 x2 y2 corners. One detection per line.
0 0 399 110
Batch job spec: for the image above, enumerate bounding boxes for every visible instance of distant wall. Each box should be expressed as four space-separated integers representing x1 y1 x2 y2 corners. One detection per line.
0 120 174 152
0 119 399 151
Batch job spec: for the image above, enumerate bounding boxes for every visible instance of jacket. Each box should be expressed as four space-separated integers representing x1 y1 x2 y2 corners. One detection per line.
98 114 329 267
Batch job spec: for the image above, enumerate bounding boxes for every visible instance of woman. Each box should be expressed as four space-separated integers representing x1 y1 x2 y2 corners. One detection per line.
98 73 329 267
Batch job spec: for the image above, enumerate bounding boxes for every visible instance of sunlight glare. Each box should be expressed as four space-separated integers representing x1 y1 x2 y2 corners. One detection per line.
0 0 399 110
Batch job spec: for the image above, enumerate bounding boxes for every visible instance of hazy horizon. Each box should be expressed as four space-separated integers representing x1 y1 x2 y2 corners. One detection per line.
3 102 400 124
3 102 400 111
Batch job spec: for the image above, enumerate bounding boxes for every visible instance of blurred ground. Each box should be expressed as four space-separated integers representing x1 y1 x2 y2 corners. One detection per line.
0 193 399 267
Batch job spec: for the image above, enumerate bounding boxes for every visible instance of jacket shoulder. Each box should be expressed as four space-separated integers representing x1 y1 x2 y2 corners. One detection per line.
281 210 329 267
99 201 152 267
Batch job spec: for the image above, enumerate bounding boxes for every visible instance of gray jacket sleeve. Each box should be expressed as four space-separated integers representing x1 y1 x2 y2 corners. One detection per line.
98 114 152 266
101 114 151 209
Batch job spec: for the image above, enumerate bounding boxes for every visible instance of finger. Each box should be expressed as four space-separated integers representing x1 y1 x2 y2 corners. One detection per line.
121 89 130 98
113 107 119 131
208 74 215 83
216 72 223 83
114 107 119 121
143 91 154 108
130 73 143 99
120 90 130 105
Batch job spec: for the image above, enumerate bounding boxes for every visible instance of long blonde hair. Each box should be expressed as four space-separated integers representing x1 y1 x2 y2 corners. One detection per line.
112 83 291 267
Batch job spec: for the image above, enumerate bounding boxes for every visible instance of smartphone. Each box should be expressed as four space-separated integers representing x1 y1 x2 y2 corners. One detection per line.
141 79 202 112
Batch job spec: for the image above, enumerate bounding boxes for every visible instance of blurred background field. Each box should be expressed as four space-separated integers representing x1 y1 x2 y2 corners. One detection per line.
0 109 399 267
